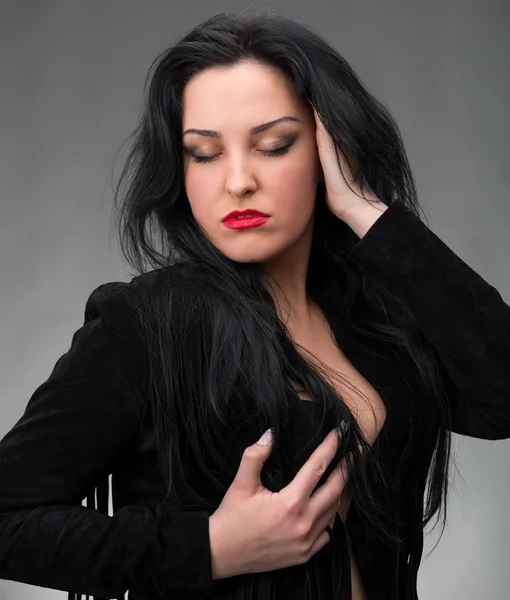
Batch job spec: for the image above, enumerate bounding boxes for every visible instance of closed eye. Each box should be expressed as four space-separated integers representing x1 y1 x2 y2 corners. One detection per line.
188 143 293 164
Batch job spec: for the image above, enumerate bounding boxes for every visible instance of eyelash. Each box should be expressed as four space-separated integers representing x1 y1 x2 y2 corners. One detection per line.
189 143 293 164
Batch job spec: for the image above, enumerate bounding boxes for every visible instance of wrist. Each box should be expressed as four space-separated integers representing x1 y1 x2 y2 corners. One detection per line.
336 197 388 238
209 514 238 580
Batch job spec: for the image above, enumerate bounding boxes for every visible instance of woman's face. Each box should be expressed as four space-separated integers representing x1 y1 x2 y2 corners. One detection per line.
181 60 322 264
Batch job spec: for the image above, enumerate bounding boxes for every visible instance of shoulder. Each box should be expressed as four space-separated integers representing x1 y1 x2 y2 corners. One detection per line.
130 262 212 301
84 263 212 332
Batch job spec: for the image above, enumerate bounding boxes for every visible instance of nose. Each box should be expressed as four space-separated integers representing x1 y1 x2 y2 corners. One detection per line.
225 156 257 198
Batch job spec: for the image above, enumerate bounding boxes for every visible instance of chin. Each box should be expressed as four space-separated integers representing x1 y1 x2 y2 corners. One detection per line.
217 242 285 265
210 232 305 265
222 250 274 264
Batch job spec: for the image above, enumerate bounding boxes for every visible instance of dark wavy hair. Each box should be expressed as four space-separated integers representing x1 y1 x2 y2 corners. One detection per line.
113 7 455 597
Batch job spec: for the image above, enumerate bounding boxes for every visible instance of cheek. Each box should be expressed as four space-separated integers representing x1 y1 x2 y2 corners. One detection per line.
270 161 318 220
184 171 217 226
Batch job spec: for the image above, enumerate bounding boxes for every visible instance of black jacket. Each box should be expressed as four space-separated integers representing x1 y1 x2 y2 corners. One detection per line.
1 203 509 600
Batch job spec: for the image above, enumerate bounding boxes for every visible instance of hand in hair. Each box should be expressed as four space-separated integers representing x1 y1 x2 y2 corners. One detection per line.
208 427 351 579
313 106 388 236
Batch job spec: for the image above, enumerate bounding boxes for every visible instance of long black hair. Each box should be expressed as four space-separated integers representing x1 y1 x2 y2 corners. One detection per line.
113 7 455 596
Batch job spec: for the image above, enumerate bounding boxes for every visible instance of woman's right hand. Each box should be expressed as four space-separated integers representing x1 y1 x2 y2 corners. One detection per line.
208 427 350 580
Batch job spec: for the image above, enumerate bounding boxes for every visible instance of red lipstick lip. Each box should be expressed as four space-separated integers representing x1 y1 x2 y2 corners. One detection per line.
222 208 270 222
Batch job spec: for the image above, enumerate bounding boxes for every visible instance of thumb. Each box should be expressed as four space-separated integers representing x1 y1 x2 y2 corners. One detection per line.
231 428 273 494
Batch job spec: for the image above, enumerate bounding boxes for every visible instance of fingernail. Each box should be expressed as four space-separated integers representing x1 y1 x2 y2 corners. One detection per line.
257 428 273 445
329 428 340 441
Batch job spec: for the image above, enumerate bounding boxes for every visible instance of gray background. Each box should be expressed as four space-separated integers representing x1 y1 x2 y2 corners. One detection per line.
1 0 509 598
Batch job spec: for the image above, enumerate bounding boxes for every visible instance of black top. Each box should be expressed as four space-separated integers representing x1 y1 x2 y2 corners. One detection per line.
1 203 509 600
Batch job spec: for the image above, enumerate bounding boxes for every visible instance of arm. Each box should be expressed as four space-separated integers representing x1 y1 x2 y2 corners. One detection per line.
0 282 212 598
344 202 510 440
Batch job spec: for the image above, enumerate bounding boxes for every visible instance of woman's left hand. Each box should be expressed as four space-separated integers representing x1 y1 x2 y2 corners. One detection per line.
313 107 385 226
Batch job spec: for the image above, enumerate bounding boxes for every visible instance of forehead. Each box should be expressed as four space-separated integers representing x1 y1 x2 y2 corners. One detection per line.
182 61 303 128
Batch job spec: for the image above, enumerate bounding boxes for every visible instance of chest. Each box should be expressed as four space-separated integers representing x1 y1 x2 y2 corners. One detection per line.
290 314 388 447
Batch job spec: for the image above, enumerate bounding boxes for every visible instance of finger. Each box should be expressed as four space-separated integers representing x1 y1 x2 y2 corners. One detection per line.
231 432 273 494
307 453 350 521
312 106 325 128
282 428 340 502
306 525 333 560
310 507 340 549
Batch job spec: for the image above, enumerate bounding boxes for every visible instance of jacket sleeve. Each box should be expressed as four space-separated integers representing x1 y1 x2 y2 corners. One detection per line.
0 281 213 598
346 202 510 440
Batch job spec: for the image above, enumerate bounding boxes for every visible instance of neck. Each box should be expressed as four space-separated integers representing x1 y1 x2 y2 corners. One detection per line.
263 222 315 332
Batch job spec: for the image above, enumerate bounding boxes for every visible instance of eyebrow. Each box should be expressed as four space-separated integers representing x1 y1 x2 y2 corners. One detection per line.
182 116 302 138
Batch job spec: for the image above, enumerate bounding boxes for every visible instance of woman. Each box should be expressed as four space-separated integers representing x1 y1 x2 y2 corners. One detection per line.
1 9 509 600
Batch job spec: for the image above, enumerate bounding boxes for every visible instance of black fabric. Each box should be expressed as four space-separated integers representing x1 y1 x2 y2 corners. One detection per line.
0 202 509 599
0 282 213 599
